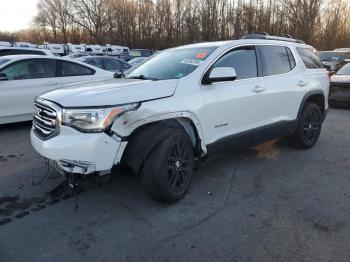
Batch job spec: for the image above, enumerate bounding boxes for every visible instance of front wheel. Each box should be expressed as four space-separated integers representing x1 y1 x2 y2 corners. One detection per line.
289 102 323 149
141 128 193 203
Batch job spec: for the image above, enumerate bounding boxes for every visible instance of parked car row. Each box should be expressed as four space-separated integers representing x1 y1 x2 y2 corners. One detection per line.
0 55 115 124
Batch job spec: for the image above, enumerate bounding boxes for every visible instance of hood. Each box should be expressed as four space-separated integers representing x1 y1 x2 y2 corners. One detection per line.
330 74 350 84
41 78 178 107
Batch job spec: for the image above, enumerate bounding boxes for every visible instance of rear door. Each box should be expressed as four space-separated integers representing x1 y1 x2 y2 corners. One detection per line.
259 45 303 136
0 58 57 122
56 60 100 86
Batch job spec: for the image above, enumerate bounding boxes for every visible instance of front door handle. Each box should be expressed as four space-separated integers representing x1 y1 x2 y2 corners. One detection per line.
298 80 308 87
252 86 265 93
46 81 58 86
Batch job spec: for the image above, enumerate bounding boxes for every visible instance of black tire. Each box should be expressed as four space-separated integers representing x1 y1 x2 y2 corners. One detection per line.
289 102 323 149
141 128 193 203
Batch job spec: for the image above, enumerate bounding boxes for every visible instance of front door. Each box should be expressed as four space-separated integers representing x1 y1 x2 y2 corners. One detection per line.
198 46 267 149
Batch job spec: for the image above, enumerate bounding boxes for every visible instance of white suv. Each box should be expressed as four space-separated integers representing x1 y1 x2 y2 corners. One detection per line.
31 34 329 203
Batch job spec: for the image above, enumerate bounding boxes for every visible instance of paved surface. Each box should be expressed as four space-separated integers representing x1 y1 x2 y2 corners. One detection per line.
0 109 349 262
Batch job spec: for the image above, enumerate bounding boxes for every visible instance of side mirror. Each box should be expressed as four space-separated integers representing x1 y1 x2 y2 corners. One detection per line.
114 72 123 79
0 72 8 81
207 67 236 83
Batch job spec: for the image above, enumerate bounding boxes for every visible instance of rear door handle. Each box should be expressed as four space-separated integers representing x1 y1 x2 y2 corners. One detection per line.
298 80 308 87
46 81 58 86
252 86 265 93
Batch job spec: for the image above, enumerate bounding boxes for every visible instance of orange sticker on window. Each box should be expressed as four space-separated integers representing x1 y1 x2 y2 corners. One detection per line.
196 52 208 59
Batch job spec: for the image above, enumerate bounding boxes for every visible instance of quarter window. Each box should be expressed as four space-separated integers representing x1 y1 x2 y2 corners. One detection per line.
296 47 323 69
0 59 56 80
260 45 292 76
212 46 258 80
60 61 94 76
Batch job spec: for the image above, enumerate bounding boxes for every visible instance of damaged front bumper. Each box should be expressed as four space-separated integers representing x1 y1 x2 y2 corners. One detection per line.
31 125 126 175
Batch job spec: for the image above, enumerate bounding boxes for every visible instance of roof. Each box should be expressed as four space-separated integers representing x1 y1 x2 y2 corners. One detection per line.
79 55 125 60
0 54 51 60
174 39 310 50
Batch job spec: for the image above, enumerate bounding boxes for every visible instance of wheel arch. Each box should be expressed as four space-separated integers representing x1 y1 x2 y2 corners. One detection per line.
297 90 326 121
119 113 206 175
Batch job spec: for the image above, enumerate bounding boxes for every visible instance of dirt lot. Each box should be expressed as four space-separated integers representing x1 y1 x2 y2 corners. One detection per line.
0 108 349 262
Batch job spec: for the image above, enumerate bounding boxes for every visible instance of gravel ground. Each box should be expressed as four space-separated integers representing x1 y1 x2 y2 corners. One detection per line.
0 108 349 262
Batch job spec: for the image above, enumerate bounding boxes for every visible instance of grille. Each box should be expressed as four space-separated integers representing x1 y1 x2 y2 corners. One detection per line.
33 100 58 139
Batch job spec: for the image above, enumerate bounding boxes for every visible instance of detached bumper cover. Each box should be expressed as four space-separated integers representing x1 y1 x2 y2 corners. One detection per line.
31 125 121 174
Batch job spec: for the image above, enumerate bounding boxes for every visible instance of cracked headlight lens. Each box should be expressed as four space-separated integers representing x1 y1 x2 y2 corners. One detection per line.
62 103 139 132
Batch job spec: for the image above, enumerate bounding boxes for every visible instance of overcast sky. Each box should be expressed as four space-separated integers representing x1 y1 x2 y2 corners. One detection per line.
0 0 39 32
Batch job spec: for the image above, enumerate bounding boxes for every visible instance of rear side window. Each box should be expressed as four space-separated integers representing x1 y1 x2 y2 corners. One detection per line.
60 61 94 77
296 47 323 69
343 52 350 60
104 58 121 70
213 46 258 80
260 45 293 76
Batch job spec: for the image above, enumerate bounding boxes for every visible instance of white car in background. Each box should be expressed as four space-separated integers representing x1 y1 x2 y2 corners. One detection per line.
0 46 53 57
39 43 65 56
67 44 84 54
85 45 104 55
15 42 37 48
0 55 114 124
0 41 11 47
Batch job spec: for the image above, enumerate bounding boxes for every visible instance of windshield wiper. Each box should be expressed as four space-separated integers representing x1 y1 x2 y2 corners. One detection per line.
127 75 159 81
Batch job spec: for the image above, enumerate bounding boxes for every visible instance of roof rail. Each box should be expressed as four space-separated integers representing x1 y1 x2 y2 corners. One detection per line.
241 32 305 44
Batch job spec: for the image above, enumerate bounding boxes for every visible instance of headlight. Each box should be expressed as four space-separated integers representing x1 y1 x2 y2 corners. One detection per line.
62 103 139 132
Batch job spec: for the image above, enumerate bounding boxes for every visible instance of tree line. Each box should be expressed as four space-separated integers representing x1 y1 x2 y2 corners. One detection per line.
1 0 350 50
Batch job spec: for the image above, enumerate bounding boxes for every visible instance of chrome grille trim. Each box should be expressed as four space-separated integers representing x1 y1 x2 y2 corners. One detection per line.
32 98 62 140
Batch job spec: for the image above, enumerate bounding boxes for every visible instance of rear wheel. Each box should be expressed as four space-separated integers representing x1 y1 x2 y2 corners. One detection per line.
289 103 322 149
141 128 193 203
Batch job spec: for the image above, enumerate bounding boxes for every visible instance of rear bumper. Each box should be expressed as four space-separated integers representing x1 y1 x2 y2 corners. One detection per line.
31 125 124 174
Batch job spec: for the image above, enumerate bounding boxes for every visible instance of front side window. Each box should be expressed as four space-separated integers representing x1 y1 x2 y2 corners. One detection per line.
84 58 103 69
212 46 257 80
126 47 217 80
60 61 94 77
0 59 56 80
260 45 293 76
297 47 323 69
104 59 121 71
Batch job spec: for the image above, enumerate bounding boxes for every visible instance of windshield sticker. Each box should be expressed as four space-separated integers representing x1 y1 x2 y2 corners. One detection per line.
196 52 208 59
180 58 203 66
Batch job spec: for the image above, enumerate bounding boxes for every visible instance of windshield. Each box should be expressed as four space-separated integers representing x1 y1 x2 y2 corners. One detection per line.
126 46 217 80
319 52 341 62
336 63 350 75
0 59 9 66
